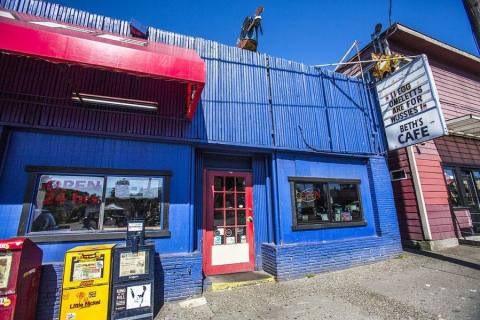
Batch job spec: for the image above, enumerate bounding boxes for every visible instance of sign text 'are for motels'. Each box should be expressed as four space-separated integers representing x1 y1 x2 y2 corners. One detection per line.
375 55 448 151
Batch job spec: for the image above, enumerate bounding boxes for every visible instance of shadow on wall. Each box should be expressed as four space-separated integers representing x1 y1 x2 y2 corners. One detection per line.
36 264 62 320
154 254 165 316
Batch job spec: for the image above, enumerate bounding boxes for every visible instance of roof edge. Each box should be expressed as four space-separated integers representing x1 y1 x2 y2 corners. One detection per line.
393 23 480 64
338 22 479 72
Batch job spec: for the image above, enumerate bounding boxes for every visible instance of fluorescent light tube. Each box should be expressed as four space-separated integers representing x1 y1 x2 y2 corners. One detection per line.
72 93 158 111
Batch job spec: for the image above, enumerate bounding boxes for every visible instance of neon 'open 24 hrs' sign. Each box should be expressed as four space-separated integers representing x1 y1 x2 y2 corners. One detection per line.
296 188 321 203
375 55 448 151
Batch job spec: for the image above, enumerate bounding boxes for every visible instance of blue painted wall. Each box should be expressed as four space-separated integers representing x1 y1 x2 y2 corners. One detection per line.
0 0 386 156
0 130 195 261
263 156 402 280
0 1 402 315
273 153 376 244
192 152 272 270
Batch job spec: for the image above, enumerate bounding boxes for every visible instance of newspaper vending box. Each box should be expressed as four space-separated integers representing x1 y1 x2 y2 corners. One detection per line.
110 221 155 320
0 238 42 320
59 244 115 320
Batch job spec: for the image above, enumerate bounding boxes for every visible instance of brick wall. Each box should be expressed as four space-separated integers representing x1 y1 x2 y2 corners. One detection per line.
262 236 401 280
262 157 402 280
160 252 203 301
36 252 203 320
36 264 63 320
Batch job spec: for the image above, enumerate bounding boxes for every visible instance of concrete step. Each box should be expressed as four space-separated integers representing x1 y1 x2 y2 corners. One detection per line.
205 271 275 292
459 236 480 246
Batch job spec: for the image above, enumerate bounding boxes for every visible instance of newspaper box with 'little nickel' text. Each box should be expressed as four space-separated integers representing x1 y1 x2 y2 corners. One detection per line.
60 244 115 320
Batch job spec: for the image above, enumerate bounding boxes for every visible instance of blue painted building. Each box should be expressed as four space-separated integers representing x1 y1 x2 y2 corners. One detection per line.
0 1 402 319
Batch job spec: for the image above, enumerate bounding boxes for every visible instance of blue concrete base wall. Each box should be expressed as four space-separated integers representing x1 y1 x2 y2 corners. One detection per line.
160 252 203 301
36 252 203 320
261 236 401 280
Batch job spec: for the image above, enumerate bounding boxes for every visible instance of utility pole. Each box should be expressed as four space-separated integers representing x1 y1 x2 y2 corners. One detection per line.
463 0 480 54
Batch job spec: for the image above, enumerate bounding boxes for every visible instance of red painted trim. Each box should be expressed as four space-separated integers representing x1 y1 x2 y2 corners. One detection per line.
0 237 27 251
203 170 255 276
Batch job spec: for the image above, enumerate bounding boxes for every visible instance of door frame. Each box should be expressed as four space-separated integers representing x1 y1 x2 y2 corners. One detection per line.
202 169 255 276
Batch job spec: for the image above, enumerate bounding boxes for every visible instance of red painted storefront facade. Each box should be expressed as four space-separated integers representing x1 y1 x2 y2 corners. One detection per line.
341 24 480 249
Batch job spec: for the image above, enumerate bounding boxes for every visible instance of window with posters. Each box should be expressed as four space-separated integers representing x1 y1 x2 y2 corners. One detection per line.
32 175 104 232
289 177 365 229
24 168 170 237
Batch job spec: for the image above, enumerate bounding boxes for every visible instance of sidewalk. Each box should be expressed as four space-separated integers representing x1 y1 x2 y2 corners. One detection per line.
156 246 480 320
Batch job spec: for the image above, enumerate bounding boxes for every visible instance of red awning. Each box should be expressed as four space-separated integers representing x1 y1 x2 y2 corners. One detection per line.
0 10 205 120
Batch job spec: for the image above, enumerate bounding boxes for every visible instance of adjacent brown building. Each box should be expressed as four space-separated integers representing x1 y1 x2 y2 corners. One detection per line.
341 23 480 250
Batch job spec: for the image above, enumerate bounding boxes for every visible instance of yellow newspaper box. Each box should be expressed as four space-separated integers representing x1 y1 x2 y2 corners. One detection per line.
60 244 115 320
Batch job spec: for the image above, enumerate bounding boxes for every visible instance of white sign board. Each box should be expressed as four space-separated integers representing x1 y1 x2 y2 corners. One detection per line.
375 55 448 150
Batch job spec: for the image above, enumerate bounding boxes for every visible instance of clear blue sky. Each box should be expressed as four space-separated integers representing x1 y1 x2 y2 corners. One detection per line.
54 0 478 65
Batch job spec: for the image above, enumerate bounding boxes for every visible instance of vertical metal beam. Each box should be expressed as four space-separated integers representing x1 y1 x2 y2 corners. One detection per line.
271 153 282 244
0 126 11 177
265 56 276 146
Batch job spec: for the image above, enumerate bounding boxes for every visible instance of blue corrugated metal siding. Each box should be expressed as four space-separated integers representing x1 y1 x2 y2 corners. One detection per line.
269 58 330 151
193 149 204 252
0 0 386 155
252 156 270 268
194 44 272 146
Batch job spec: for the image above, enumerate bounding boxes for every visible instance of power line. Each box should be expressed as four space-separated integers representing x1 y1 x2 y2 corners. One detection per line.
388 0 393 27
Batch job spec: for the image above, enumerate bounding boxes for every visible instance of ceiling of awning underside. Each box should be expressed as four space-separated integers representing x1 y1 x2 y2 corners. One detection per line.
446 114 480 139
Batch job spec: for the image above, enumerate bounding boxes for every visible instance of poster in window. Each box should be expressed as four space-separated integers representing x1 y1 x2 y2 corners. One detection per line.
341 212 352 222
126 283 151 310
0 255 12 289
115 178 130 199
214 236 222 245
119 251 147 277
114 287 127 312
71 254 104 281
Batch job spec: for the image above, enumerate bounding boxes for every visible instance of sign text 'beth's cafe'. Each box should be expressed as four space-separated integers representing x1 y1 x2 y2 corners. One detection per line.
375 55 448 151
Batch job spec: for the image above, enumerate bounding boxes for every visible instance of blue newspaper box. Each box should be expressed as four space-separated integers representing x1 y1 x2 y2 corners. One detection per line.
110 221 155 320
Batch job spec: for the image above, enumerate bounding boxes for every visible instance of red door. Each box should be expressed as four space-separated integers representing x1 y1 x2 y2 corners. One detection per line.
203 170 255 275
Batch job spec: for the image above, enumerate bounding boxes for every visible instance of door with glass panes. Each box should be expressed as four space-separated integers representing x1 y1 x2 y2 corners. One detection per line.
458 169 480 213
203 170 254 275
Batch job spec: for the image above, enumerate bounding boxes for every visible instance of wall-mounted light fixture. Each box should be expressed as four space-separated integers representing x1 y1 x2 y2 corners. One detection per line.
72 93 158 111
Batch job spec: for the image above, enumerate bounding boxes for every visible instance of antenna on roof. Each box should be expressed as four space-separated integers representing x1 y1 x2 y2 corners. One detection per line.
371 23 385 54
388 0 393 27
237 6 264 52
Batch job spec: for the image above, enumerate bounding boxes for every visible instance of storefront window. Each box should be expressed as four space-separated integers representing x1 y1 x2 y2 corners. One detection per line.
443 166 480 213
32 175 104 232
104 177 163 230
290 178 363 228
29 172 168 234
